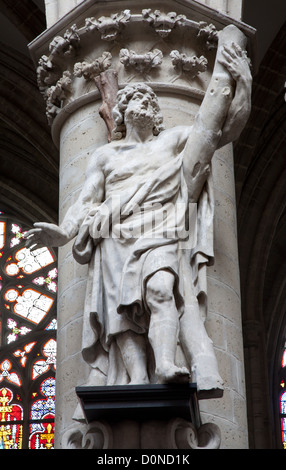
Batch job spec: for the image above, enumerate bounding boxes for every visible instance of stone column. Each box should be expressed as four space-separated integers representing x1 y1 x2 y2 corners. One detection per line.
199 143 249 448
29 0 255 449
44 0 86 27
53 100 106 445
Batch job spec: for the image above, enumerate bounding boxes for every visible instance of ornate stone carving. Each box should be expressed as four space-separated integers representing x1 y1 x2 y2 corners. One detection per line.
84 10 131 41
34 9 224 126
74 52 112 80
62 421 113 449
197 21 218 49
36 55 60 93
170 50 208 79
49 24 80 57
36 24 80 124
168 419 221 449
61 418 221 449
142 9 186 37
45 71 72 125
119 48 163 76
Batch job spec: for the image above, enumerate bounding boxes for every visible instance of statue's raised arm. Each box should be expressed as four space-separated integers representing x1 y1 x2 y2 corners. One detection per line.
183 25 252 202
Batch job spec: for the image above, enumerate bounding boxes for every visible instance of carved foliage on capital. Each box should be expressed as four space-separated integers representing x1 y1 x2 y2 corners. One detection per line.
36 23 81 124
49 24 81 57
142 9 186 37
37 55 59 92
119 48 163 77
45 71 73 125
74 52 113 80
170 51 208 80
85 9 131 41
197 21 218 50
36 9 219 126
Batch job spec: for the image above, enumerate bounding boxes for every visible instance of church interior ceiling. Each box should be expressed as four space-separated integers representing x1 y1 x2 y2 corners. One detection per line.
0 0 59 224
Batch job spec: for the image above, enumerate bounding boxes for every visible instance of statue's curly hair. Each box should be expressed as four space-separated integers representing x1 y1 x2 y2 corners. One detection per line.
111 83 165 140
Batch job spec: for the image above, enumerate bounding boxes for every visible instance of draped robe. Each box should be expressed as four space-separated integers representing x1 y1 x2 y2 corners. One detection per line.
71 126 214 384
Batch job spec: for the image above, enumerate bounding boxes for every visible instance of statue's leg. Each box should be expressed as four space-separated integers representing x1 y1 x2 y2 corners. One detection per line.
179 296 224 391
146 270 190 383
116 330 149 384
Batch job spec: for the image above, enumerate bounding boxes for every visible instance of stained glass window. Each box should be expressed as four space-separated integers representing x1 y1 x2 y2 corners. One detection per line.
0 387 23 448
0 213 57 449
279 343 286 449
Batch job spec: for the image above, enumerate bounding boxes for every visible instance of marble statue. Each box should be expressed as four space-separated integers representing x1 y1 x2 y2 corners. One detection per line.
25 27 252 392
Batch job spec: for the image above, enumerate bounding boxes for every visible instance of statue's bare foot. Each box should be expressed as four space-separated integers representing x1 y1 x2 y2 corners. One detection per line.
156 363 190 384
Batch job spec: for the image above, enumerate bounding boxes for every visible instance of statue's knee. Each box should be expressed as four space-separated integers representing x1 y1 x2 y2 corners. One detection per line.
146 271 174 307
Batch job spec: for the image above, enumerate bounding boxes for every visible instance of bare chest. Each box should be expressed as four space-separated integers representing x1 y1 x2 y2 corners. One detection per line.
104 142 174 188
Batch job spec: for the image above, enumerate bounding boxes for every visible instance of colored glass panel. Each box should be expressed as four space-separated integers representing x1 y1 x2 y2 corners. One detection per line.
281 391 286 414
32 339 57 379
29 420 54 449
280 346 286 448
31 377 56 421
282 418 286 449
6 318 31 344
0 388 23 449
46 319 57 330
282 349 286 368
0 222 5 250
0 360 21 386
33 268 58 293
5 288 54 324
29 377 55 449
14 247 54 274
13 342 36 367
0 213 57 449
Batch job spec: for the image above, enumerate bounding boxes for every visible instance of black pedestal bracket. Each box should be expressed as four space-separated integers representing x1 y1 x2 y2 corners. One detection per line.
75 383 221 429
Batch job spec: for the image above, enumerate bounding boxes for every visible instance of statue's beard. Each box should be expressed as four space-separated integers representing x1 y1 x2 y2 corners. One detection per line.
127 108 155 130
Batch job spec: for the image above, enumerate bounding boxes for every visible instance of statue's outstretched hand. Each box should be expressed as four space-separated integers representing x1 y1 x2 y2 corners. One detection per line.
219 42 252 84
24 222 70 250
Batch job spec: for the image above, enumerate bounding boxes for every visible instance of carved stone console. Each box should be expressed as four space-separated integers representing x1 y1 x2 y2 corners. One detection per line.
61 383 222 449
76 384 201 423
